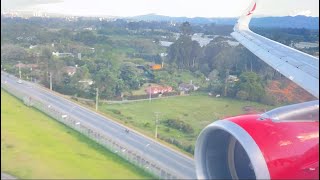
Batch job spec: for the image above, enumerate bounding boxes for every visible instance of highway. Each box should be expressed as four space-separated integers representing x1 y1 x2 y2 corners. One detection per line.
1 71 196 179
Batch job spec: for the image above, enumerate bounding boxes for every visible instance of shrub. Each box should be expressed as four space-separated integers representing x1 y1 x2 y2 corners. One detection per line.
260 94 277 106
110 109 121 115
71 96 78 101
236 90 249 100
163 119 194 134
184 144 194 154
143 122 150 128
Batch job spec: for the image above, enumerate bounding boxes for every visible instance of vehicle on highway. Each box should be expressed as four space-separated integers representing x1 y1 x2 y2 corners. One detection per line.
125 129 130 134
17 79 22 84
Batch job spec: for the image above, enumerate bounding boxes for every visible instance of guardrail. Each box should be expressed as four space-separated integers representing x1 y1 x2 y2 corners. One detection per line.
1 79 180 179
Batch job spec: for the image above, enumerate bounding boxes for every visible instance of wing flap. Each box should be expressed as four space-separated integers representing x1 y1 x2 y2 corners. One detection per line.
231 1 319 98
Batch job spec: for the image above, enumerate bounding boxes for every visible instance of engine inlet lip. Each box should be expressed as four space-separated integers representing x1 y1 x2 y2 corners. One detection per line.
195 120 271 179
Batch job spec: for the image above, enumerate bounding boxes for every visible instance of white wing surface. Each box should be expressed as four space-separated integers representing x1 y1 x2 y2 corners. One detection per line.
231 0 319 98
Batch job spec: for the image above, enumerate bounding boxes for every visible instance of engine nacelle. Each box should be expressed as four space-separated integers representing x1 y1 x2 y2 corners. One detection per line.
195 100 319 179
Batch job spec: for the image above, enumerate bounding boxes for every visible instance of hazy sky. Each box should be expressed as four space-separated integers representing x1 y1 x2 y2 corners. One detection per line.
1 0 319 17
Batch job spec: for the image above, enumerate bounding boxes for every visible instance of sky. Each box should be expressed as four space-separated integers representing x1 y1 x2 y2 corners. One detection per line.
1 0 319 18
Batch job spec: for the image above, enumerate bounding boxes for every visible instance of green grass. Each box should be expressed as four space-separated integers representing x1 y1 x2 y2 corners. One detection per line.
1 89 154 179
100 93 274 155
175 70 205 85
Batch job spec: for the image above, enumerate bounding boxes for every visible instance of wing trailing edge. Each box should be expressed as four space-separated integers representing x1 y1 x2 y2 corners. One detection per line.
231 0 319 98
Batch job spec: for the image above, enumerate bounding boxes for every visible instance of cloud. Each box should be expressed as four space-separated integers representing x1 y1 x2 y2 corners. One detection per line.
1 0 63 10
2 0 319 17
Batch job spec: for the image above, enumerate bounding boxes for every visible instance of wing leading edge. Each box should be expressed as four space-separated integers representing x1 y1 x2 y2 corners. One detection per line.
231 0 319 98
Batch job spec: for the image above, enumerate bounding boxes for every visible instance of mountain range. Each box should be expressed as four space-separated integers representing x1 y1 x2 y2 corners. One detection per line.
129 14 319 29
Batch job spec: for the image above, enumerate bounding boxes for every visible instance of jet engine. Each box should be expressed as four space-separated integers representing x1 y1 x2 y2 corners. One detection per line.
195 100 319 179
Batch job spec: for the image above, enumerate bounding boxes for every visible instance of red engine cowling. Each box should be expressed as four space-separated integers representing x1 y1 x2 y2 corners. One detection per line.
195 100 319 179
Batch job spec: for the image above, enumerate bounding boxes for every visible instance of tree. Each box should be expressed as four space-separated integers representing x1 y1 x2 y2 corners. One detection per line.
93 69 118 98
207 70 224 95
199 63 210 76
236 72 265 102
168 36 202 70
119 62 141 90
58 29 73 40
74 30 97 46
1 44 28 64
153 70 178 89
236 90 249 100
208 69 220 82
180 22 192 36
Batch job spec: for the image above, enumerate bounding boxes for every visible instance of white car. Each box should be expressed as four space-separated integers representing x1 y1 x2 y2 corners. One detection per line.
17 79 22 84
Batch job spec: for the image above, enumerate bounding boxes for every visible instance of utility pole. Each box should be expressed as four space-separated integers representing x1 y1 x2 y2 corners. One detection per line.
149 84 152 102
30 68 32 82
36 53 39 65
95 88 99 111
154 112 160 139
18 61 21 79
49 72 52 90
224 69 229 97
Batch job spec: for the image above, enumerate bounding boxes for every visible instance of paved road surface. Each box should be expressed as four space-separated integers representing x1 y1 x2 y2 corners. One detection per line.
1 72 196 179
1 172 17 179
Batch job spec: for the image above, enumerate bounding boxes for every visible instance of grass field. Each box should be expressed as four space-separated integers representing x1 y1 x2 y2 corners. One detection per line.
100 93 274 155
1 90 154 179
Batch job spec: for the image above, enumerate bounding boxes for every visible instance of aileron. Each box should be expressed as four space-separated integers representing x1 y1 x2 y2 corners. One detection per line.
231 1 319 98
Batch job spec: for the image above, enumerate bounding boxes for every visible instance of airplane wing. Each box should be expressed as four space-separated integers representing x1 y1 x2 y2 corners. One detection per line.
230 0 319 99
195 1 319 179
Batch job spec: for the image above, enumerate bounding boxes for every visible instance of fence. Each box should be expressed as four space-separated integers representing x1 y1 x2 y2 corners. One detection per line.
1 81 180 179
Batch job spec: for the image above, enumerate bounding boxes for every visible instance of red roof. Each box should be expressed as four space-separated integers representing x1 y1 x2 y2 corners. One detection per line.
14 63 38 69
145 86 173 94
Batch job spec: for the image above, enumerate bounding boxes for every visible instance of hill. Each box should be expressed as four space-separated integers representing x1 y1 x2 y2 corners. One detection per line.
129 14 319 29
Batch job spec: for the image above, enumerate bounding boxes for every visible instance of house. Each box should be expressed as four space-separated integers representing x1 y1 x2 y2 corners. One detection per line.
227 75 239 82
52 52 74 58
63 66 77 76
145 62 163 70
178 83 199 93
78 79 94 89
149 64 162 70
145 85 173 95
29 45 37 49
78 79 94 85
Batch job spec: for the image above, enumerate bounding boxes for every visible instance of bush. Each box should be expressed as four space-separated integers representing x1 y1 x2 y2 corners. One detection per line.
163 119 194 134
260 94 277 106
85 101 94 106
110 109 121 115
157 134 194 155
236 90 249 100
184 145 194 154
143 122 150 128
71 96 78 101
172 139 181 147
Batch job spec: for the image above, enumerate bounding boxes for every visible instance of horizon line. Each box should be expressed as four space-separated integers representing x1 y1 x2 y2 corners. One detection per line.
1 10 319 19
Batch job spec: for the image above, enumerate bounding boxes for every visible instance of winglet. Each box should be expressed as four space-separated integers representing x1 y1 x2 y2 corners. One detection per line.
234 0 259 31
